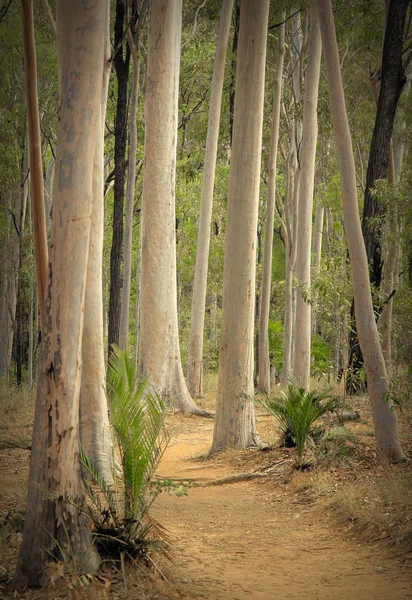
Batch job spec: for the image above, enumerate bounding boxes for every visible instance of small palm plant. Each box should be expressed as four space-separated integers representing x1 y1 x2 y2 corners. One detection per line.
81 345 172 558
255 386 337 466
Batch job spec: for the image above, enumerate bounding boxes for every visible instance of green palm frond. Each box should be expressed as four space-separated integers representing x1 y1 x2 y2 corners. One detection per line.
107 345 171 524
79 448 119 527
254 386 337 464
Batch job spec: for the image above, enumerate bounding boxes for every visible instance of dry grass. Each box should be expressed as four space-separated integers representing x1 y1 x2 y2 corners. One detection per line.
0 380 35 449
311 466 412 552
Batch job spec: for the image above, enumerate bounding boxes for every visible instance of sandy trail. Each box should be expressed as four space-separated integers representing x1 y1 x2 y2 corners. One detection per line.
152 414 411 600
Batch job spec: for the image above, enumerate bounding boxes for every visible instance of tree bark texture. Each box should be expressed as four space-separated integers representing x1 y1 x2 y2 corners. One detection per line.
139 0 206 415
281 123 298 385
361 0 409 290
211 0 269 453
14 1 106 585
316 0 405 463
21 0 48 327
257 11 285 394
293 0 322 391
187 0 234 399
79 3 114 484
108 0 131 353
119 0 147 352
311 200 324 335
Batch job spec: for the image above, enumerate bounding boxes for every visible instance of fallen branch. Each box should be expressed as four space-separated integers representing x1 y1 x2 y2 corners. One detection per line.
195 473 268 487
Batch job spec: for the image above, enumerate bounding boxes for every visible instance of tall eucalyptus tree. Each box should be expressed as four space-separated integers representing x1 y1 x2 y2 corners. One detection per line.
211 0 269 452
316 0 405 463
187 0 234 399
139 0 207 415
14 0 107 585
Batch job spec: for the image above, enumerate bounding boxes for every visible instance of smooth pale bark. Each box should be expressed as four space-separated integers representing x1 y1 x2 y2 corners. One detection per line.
293 0 322 390
281 124 299 385
14 2 106 586
258 13 285 393
316 0 404 462
79 2 113 483
119 1 147 351
187 0 234 399
21 0 48 326
139 0 206 415
210 0 269 453
289 10 304 373
311 200 324 335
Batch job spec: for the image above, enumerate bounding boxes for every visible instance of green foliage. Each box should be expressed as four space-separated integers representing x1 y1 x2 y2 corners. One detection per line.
311 335 334 382
311 425 358 460
254 386 338 466
80 346 176 560
268 320 283 371
387 366 412 431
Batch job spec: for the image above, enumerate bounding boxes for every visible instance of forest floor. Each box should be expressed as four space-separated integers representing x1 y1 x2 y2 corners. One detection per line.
0 383 411 599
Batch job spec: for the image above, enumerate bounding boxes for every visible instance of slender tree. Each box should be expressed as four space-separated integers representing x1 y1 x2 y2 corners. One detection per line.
293 0 322 390
187 0 234 399
119 0 147 351
21 0 48 325
258 11 285 393
316 0 405 462
108 0 131 352
138 0 207 415
210 0 269 453
14 0 106 586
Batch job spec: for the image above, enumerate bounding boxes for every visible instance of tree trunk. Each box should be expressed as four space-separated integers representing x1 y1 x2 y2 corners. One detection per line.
14 0 106 586
138 0 206 415
361 0 409 290
316 0 405 463
210 0 269 453
79 4 114 484
257 12 285 394
293 0 322 390
281 124 298 385
108 0 130 352
311 199 324 335
228 0 240 149
0 196 19 380
21 0 48 327
187 0 234 399
119 0 147 352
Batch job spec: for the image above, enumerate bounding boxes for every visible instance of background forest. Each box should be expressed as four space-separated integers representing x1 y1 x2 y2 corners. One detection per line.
1 0 411 393
0 0 412 595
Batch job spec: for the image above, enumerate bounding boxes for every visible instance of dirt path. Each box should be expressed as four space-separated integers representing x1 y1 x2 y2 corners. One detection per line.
152 414 412 600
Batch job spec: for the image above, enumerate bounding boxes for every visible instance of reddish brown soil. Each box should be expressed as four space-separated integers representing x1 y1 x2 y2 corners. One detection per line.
0 402 411 599
149 413 412 600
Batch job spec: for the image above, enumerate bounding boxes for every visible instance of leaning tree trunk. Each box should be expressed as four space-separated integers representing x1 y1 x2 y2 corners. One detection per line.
14 0 106 587
21 0 48 326
361 0 410 290
293 0 322 390
210 0 269 453
316 0 405 463
139 0 207 415
257 11 285 394
347 1 409 393
187 0 234 399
